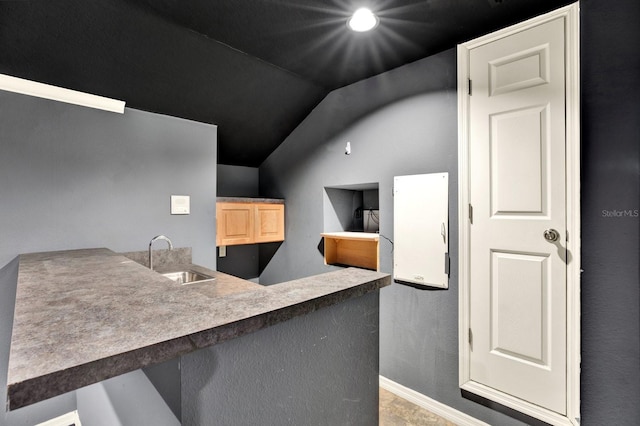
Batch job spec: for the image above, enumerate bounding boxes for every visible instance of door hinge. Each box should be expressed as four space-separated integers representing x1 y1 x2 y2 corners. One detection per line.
444 252 450 275
468 204 473 224
468 328 473 348
468 79 472 95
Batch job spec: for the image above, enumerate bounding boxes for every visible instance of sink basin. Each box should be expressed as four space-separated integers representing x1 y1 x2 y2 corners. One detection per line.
161 270 215 285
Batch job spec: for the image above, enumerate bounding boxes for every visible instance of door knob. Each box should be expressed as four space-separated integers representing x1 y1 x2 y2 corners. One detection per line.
544 229 560 242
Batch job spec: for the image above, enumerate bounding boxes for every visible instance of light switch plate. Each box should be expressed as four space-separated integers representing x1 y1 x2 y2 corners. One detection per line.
171 195 190 215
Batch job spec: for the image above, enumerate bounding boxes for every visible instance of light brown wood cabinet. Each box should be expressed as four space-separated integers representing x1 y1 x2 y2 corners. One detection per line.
320 232 379 271
216 200 285 246
254 203 285 243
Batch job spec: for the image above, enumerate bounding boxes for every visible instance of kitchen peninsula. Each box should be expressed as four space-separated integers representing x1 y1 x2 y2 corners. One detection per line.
7 248 390 422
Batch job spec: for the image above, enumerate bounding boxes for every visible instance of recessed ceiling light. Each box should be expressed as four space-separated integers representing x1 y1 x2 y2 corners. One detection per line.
348 8 378 32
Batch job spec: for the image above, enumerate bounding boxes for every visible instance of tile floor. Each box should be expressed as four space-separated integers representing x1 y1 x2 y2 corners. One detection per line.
379 387 458 426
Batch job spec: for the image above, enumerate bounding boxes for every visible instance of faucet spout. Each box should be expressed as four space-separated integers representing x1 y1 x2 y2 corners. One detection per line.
149 235 173 270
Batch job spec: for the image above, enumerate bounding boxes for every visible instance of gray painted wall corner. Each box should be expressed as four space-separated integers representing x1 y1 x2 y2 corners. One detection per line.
257 47 527 423
0 92 218 425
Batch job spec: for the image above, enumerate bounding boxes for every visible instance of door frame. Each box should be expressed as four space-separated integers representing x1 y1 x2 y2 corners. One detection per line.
457 3 580 425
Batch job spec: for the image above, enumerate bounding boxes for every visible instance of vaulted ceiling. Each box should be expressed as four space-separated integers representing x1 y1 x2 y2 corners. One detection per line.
0 0 571 166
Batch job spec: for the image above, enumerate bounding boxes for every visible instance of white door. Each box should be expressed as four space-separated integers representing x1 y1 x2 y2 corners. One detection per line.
468 16 567 414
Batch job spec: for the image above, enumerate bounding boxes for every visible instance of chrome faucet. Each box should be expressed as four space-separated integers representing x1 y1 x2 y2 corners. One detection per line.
149 235 173 270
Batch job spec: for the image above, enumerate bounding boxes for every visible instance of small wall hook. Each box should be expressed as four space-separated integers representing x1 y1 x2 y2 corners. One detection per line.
345 141 351 155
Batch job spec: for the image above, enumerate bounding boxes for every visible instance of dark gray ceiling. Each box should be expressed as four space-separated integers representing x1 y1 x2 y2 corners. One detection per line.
0 0 571 166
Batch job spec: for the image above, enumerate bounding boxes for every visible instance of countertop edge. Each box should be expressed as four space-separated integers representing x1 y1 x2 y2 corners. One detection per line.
186 274 388 350
7 255 390 410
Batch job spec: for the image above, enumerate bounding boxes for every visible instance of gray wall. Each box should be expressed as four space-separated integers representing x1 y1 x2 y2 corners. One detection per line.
0 91 217 425
260 49 461 285
181 291 380 426
260 1 640 424
77 370 179 426
580 0 640 424
217 164 259 198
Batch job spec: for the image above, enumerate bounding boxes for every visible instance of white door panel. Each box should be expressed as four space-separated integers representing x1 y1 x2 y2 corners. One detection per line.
491 105 548 215
491 251 548 365
489 44 551 97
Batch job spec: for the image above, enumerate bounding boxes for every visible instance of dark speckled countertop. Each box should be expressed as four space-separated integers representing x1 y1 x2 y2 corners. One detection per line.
7 248 390 410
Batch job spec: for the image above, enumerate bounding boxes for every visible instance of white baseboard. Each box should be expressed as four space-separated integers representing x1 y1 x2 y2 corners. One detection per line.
379 376 489 426
35 410 82 426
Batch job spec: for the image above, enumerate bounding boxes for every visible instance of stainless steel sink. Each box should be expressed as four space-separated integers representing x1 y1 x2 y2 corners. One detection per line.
161 270 215 285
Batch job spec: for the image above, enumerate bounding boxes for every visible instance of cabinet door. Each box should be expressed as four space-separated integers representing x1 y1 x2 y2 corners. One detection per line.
254 204 285 243
216 203 254 246
393 173 449 288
